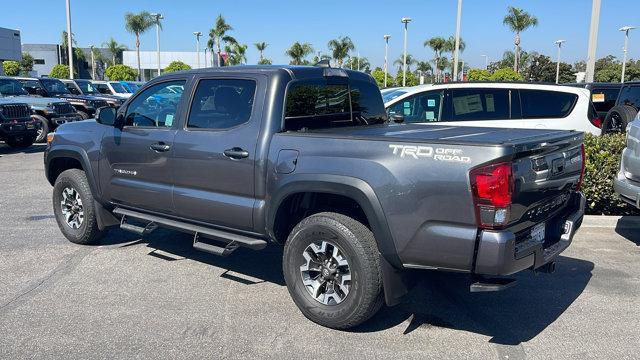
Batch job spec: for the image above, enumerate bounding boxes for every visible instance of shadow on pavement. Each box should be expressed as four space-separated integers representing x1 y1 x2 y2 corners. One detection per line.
0 143 46 155
97 227 593 344
615 216 640 246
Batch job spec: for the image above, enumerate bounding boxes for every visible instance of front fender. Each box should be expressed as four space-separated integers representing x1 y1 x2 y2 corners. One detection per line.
45 145 99 198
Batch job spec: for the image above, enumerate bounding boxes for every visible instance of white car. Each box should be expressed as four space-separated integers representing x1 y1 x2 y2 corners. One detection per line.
384 82 601 135
91 80 132 98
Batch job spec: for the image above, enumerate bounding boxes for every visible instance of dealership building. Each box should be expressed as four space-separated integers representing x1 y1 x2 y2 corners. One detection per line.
0 27 22 75
122 50 209 81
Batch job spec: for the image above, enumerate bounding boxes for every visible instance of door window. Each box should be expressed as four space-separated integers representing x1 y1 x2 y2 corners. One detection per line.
387 90 444 123
520 90 578 119
125 80 186 128
447 88 510 121
187 79 256 129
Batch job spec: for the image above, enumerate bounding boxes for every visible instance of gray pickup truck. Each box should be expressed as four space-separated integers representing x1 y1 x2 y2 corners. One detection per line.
44 65 585 329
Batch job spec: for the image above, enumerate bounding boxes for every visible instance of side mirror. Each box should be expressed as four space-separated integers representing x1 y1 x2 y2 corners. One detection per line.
391 114 405 123
96 106 117 126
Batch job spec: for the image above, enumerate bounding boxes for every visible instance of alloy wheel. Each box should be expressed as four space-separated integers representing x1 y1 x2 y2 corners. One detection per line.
300 240 352 305
60 187 84 229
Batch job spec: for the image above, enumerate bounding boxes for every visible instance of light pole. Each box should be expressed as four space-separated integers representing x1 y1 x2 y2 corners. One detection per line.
452 0 463 82
90 45 96 79
585 0 601 83
193 31 202 68
383 34 390 88
65 0 73 79
620 26 636 83
555 40 566 84
481 55 488 69
151 13 163 77
401 17 412 86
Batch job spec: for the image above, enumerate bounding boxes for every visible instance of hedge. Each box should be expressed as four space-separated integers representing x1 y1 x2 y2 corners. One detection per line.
582 133 638 215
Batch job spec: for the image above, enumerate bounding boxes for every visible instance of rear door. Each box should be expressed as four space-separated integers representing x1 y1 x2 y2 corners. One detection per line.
170 75 264 231
100 78 188 213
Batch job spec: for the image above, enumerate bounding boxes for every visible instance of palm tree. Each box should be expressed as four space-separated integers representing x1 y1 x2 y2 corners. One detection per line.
424 36 446 81
208 15 237 66
285 42 313 65
125 11 154 80
254 42 268 62
102 37 127 65
327 36 355 67
225 43 248 65
394 54 416 73
346 56 370 71
503 6 538 73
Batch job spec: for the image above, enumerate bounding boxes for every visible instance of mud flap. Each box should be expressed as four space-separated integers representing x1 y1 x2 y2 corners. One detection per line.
381 254 413 306
94 201 119 230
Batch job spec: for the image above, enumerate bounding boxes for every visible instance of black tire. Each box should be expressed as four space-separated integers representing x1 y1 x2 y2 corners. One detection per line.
52 169 105 245
5 133 36 148
76 110 89 120
602 105 638 135
283 212 383 329
32 114 49 143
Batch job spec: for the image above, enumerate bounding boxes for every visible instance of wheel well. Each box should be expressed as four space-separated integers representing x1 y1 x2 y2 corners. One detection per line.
273 192 370 244
47 157 83 185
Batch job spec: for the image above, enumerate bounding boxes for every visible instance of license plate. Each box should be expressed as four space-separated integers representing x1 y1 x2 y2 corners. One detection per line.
26 124 34 129
531 223 546 243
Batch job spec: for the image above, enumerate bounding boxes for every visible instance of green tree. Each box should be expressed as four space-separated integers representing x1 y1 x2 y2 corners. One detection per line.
105 64 138 81
254 42 268 62
60 30 85 77
20 53 34 75
50 64 72 79
503 6 538 73
285 42 313 65
208 15 237 66
125 11 155 80
443 36 466 74
345 56 370 72
490 67 523 81
394 70 419 86
164 60 192 73
393 53 416 73
258 58 272 65
226 43 248 65
2 61 20 76
424 36 447 82
327 36 355 67
467 69 492 81
371 67 394 88
103 37 127 65
527 54 574 83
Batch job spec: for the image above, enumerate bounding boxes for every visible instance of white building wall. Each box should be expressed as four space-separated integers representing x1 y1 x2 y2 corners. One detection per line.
123 50 207 79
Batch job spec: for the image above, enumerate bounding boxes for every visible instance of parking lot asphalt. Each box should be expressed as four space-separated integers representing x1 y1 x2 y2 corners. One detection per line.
0 144 639 360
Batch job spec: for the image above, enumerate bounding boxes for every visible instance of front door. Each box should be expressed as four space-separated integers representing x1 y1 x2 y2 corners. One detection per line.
100 79 188 214
171 76 264 231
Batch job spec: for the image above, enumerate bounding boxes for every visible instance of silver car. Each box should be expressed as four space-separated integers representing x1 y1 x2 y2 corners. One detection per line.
614 115 640 208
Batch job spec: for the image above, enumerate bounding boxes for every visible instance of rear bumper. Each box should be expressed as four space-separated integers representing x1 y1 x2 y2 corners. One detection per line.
614 169 640 209
474 192 585 276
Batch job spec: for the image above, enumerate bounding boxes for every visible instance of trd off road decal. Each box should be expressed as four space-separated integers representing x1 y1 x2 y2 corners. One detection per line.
113 169 138 176
389 144 471 163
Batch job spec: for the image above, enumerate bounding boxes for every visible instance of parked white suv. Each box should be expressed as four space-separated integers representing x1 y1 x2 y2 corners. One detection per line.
384 82 600 135
90 80 132 98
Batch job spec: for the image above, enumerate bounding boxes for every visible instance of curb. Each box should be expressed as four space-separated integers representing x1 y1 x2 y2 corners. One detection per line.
581 215 640 229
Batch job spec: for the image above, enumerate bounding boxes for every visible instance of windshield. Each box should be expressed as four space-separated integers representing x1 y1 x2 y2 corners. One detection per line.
109 82 128 93
382 89 407 103
127 82 140 91
0 79 28 96
41 78 71 95
75 80 100 94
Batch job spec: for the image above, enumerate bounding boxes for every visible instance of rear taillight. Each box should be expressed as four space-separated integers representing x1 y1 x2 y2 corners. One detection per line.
590 117 603 128
576 143 585 191
470 162 514 229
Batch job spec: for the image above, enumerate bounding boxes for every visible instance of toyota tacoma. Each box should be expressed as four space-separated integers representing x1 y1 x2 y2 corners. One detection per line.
45 65 586 329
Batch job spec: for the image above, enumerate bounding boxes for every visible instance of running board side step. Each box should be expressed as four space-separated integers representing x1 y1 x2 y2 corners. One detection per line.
469 277 517 292
113 207 267 252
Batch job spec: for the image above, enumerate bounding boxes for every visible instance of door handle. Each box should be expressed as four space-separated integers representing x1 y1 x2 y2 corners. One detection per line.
223 147 249 159
149 142 171 152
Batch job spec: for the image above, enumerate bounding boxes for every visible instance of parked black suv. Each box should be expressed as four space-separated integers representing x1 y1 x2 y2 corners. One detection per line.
567 82 623 120
61 79 125 108
0 98 37 148
595 82 640 134
16 77 109 119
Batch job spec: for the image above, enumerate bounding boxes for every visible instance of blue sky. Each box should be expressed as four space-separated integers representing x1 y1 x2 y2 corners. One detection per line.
5 0 638 70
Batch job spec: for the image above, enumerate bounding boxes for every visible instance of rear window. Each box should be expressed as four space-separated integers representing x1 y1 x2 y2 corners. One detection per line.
284 78 385 131
519 90 578 119
590 87 620 113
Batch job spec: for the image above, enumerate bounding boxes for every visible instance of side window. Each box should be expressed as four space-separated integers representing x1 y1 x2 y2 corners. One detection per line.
284 80 350 131
187 79 256 129
619 86 640 110
350 80 387 124
448 88 510 121
387 90 444 123
520 90 578 119
125 80 186 128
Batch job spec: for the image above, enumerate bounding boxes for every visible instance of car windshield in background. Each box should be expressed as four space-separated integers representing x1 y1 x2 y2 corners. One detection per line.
126 82 140 91
75 80 101 94
40 78 71 95
0 79 28 96
109 82 128 93
382 89 407 103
